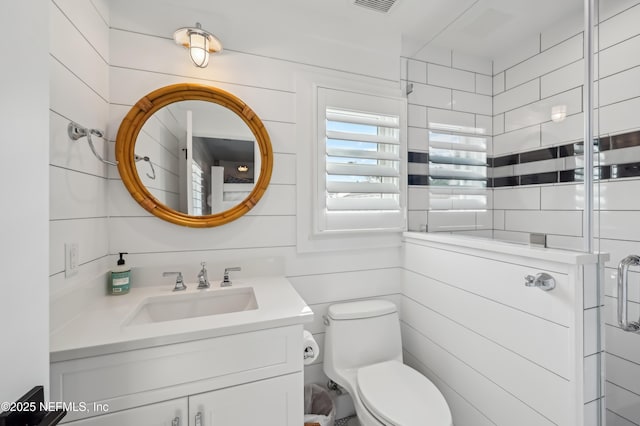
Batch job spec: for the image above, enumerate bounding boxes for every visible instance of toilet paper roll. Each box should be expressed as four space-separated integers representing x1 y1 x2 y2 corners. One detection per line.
303 330 319 365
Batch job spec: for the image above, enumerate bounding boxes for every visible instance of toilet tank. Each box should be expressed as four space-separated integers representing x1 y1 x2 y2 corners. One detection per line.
324 300 402 376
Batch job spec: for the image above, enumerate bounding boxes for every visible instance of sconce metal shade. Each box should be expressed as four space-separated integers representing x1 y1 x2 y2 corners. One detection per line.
173 22 222 68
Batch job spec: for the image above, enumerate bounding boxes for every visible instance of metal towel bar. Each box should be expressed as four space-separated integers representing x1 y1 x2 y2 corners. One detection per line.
617 255 640 332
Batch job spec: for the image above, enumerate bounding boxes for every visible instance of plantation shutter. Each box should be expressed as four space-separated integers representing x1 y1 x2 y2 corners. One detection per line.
316 87 406 233
428 130 488 213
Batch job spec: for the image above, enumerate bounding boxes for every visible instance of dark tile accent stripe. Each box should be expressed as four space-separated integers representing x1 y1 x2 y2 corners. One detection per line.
493 154 518 167
408 151 429 163
559 143 583 158
601 131 640 151
612 162 640 178
491 177 519 188
519 147 558 163
520 171 558 185
408 175 430 185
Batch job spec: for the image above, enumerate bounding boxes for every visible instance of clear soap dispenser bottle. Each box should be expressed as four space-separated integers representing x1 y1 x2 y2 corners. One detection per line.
109 252 131 295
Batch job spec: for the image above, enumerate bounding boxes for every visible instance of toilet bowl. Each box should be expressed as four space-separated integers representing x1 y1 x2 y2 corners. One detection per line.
323 300 452 426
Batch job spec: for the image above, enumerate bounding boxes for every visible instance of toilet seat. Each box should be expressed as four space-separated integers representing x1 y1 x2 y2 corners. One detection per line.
356 361 452 426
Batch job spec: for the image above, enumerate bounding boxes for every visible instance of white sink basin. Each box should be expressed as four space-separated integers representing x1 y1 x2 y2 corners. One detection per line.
125 287 258 326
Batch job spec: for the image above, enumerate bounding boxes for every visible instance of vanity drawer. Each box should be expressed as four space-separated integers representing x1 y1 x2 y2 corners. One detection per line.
51 325 302 422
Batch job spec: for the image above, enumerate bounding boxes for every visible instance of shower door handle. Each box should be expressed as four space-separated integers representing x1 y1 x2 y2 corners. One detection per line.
617 255 640 332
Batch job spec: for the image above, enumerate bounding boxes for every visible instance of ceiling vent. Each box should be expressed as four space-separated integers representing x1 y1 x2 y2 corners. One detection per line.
354 0 398 14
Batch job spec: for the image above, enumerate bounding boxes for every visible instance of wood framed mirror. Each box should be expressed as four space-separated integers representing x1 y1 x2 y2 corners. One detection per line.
115 83 273 228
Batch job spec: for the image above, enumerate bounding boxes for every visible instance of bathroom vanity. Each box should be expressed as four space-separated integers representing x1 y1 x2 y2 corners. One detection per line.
49 277 313 425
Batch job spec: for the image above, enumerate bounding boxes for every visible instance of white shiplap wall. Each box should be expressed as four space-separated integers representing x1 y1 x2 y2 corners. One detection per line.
402 233 599 426
49 0 112 332
104 5 403 392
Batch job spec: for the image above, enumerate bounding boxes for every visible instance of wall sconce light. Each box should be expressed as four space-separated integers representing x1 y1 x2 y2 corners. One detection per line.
173 22 222 68
237 165 249 173
551 105 567 123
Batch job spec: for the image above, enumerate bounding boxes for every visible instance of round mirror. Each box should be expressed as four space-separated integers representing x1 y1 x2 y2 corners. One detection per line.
115 84 273 227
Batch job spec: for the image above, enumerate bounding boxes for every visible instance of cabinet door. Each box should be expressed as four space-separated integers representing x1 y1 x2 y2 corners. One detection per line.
63 397 188 426
188 373 302 426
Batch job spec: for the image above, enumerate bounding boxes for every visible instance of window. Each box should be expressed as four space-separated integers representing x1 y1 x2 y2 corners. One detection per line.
427 130 488 212
316 87 406 233
191 161 205 216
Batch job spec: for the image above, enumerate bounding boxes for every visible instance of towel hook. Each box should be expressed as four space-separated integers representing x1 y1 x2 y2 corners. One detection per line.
68 122 117 166
135 154 156 180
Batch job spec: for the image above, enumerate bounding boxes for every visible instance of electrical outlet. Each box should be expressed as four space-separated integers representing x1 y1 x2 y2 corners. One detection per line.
65 243 79 278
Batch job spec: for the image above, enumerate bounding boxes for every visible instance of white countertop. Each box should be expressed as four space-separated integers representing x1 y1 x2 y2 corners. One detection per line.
50 277 314 362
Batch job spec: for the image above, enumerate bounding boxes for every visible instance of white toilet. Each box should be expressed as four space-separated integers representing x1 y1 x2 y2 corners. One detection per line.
323 300 452 426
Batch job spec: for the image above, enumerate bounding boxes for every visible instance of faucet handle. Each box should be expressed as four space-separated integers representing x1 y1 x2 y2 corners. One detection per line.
163 271 186 291
222 266 241 287
197 261 210 289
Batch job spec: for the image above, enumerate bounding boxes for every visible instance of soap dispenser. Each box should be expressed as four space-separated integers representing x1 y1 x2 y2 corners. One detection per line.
109 252 131 295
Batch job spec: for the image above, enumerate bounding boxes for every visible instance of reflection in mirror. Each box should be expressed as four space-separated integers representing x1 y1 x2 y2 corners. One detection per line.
135 100 259 216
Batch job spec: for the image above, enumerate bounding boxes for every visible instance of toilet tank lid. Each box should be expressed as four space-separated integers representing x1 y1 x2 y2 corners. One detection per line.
328 300 397 320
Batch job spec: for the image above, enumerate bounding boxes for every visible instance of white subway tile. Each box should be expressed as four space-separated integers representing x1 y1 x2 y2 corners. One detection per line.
493 114 505 135
504 210 583 236
600 65 640 106
606 380 640 425
452 90 492 115
545 235 586 251
541 60 584 98
427 210 477 232
599 34 640 78
599 179 640 210
428 63 475 92
599 3 640 49
493 125 541 156
515 158 564 176
584 307 600 355
600 0 640 22
541 13 583 51
494 79 540 115
493 230 531 244
607 353 640 398
494 187 541 210
476 74 492 96
491 165 514 178
505 87 582 132
408 104 427 128
409 83 452 108
505 34 583 90
606 408 638 426
584 353 600 402
452 51 492 75
541 112 584 146
408 211 428 232
493 210 505 230
408 162 428 175
408 187 429 210
541 183 584 210
475 115 493 136
54 0 109 61
428 108 476 131
600 211 640 240
584 400 600 426
408 126 429 151
493 72 505 95
408 59 427 84
600 96 640 135
494 35 540 74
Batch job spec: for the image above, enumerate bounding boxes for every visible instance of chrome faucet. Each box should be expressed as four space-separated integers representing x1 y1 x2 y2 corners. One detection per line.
197 262 210 289
221 267 241 287
163 271 186 291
